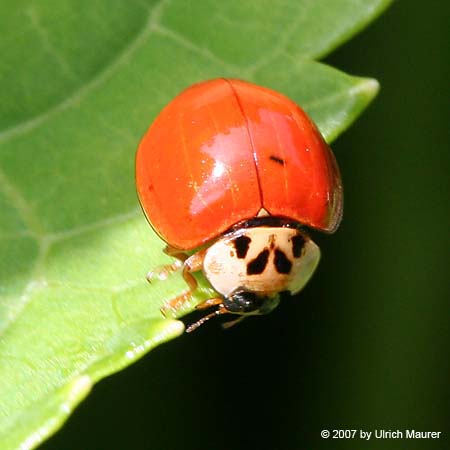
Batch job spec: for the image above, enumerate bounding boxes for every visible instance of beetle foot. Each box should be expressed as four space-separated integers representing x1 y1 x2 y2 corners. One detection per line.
160 291 193 318
146 260 183 283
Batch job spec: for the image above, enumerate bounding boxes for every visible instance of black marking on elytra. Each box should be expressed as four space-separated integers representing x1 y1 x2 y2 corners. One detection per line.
234 235 251 259
247 249 270 275
274 249 292 274
269 155 285 166
291 235 306 258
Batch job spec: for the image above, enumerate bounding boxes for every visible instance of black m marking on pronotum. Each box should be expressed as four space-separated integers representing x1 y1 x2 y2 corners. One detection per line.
247 249 270 275
291 235 305 258
234 235 252 259
274 249 292 274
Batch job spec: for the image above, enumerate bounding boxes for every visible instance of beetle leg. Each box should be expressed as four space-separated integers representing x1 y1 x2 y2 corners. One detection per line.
163 245 189 262
179 249 206 290
160 291 193 317
146 259 183 283
195 297 223 310
146 245 192 283
159 250 206 317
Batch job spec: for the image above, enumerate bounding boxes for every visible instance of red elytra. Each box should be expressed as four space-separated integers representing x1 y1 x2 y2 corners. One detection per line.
136 79 343 250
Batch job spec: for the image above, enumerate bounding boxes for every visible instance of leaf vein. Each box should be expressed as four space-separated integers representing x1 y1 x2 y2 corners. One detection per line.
0 167 45 237
25 7 78 82
0 0 168 146
46 208 142 243
245 1 309 75
305 78 378 110
152 23 240 73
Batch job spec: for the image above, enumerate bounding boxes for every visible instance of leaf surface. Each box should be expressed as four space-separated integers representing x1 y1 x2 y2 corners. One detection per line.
0 0 390 448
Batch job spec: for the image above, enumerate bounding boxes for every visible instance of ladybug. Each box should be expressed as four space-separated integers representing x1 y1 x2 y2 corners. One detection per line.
136 79 343 332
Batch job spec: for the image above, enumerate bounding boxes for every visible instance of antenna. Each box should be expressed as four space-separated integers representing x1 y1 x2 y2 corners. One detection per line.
186 306 227 333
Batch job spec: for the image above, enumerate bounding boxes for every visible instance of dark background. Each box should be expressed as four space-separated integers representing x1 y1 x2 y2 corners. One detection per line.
42 1 449 449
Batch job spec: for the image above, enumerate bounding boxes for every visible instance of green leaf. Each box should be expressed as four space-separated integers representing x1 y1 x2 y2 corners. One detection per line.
0 0 391 448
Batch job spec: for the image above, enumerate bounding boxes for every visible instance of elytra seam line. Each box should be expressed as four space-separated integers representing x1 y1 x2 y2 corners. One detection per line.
223 78 265 204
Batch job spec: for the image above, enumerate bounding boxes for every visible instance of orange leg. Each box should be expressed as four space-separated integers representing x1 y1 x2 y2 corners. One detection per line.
160 291 193 318
146 245 189 283
164 245 189 262
146 259 183 283
159 249 206 317
195 297 223 310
